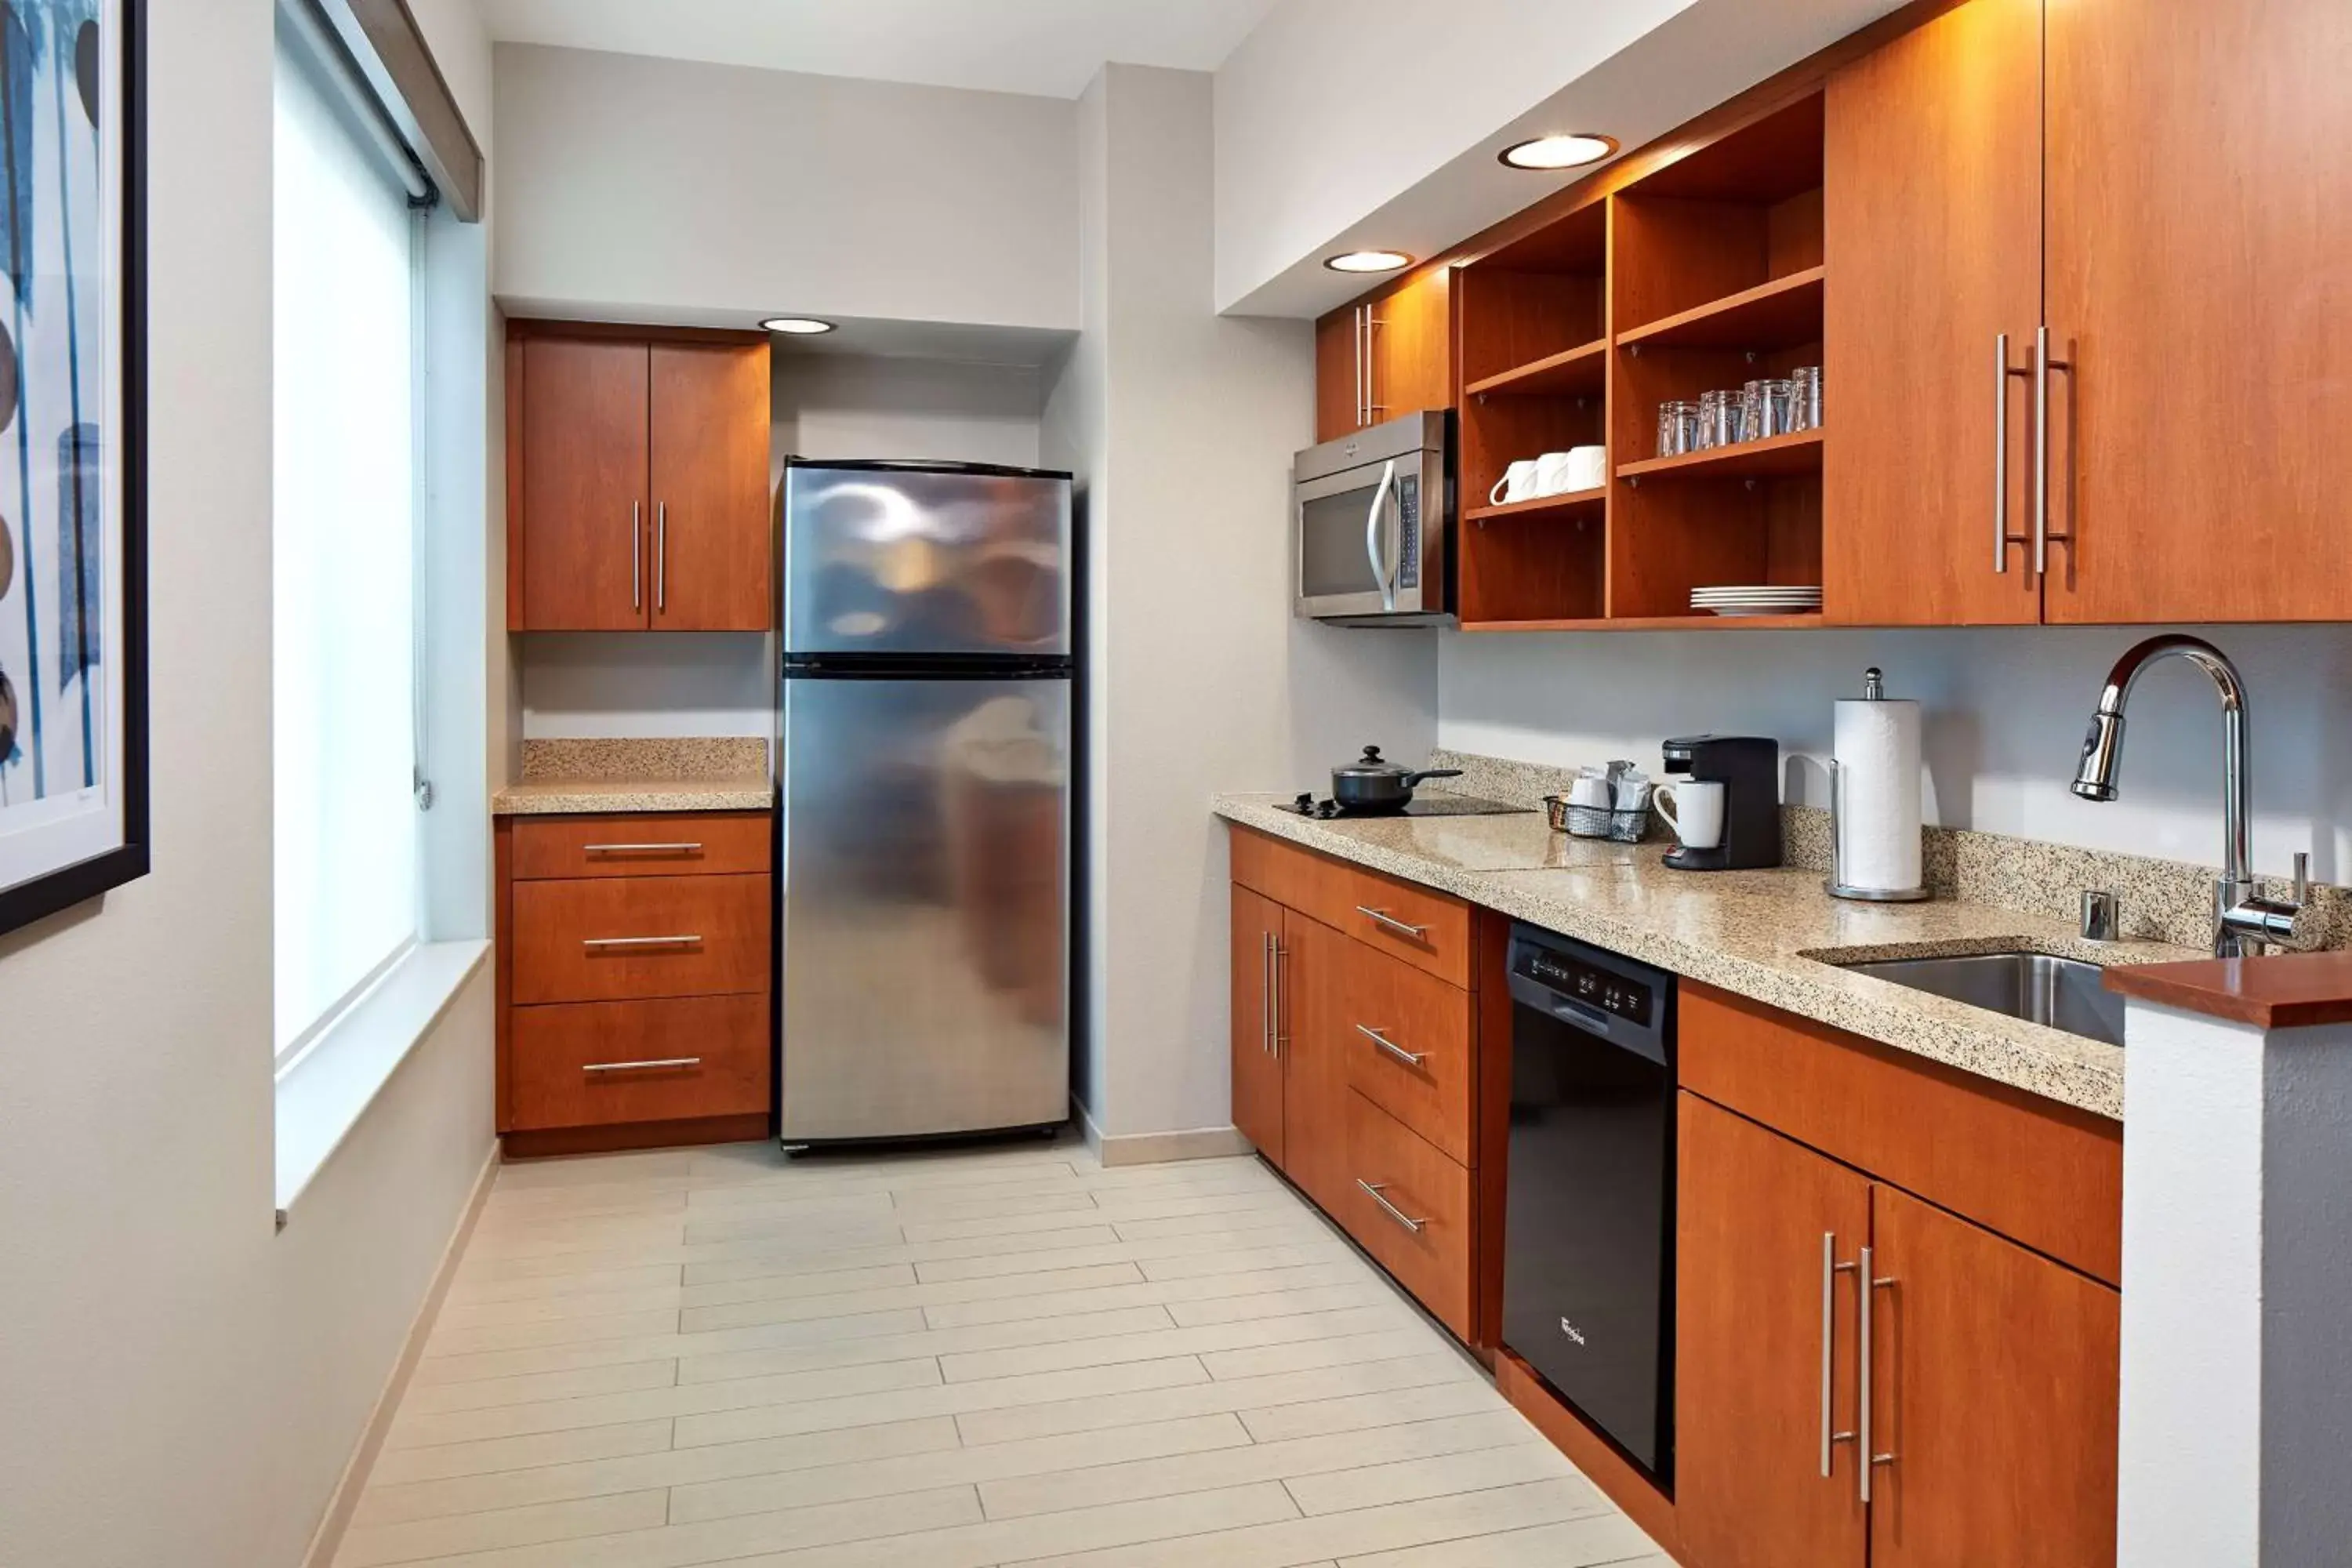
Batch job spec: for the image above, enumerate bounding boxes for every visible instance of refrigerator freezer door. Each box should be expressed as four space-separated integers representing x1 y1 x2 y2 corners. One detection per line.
780 672 1071 1141
782 466 1073 657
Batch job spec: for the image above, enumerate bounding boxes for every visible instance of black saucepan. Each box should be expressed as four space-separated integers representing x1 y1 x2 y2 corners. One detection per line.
1330 746 1462 813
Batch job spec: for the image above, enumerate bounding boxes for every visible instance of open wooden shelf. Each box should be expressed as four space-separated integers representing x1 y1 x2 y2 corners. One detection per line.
1619 428 1824 481
1465 337 1610 399
1460 612 1827 633
1617 267 1824 352
1464 485 1606 524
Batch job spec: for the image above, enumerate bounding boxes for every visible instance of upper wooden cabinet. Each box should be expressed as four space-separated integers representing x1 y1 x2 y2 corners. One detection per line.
1828 0 2352 624
1313 266 1454 443
508 325 773 632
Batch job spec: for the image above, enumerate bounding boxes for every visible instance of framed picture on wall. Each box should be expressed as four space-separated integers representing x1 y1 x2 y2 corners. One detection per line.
0 0 147 940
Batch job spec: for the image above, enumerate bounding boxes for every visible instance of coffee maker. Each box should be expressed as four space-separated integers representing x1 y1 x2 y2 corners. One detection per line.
1659 735 1781 871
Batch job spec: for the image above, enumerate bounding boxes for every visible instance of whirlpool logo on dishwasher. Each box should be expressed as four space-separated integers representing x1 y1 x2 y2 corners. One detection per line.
1559 1318 1588 1346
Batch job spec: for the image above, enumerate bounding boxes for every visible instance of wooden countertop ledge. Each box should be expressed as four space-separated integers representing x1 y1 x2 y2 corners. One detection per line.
2104 952 2352 1030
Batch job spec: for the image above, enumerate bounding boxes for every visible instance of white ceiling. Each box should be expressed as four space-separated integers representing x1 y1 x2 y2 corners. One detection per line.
478 0 1282 99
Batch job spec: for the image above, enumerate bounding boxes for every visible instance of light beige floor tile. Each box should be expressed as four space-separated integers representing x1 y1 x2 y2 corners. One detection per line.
1164 1281 1407 1328
478 1188 688 1221
673 1354 1210 1450
353 1417 961 1528
672 1411 1250 1524
426 1310 685 1359
494 1150 700 1189
888 1188 1101 1220
365 1421 676 1488
722 1480 1301 1568
1005 1476 1611 1568
1087 1188 1305 1222
1237 1380 1510 1444
1335 1515 1665 1568
953 1352 1480 1447
390 1483 984 1568
917 1225 1340 1284
681 1225 1127 1291
1112 1205 1339 1241
387 1356 942 1450
1282 1440 1586 1515
399 1359 679 1415
419 1307 931 1386
445 1265 685 1305
1136 1240 1359 1282
678 1304 1176 1386
333 1488 667 1567
1203 1327 1441 1381
979 1410 1544 1521
681 1262 1145 1334
895 1207 1127 1244
433 1287 692 1330
920 1260 1370 1330
939 1304 1414 1384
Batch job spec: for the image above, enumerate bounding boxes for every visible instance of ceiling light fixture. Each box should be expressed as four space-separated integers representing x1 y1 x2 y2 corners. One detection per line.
1499 133 1618 171
761 316 836 335
1323 249 1414 274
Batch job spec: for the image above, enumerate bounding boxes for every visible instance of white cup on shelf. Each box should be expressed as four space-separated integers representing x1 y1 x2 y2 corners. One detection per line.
1563 445 1606 492
1489 459 1541 506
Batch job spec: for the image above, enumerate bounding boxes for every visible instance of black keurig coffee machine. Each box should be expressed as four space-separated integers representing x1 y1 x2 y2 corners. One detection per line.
1659 735 1781 871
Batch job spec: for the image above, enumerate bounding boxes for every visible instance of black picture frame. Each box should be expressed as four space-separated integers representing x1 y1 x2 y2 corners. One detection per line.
0 0 148 939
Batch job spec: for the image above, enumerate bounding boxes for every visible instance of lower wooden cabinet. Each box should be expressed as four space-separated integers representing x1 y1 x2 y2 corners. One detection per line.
1229 884 1286 1165
1341 1087 1473 1338
496 811 775 1152
1678 1092 2120 1568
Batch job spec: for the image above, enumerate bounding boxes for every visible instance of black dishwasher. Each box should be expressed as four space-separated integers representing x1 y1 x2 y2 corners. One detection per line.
1501 922 1676 1485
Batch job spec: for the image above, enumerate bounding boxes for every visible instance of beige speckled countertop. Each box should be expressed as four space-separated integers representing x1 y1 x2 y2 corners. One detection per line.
1215 792 2201 1121
492 737 772 816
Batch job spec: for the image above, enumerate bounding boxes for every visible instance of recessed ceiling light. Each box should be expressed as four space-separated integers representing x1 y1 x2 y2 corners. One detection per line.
1323 249 1414 274
760 317 836 335
1499 133 1618 171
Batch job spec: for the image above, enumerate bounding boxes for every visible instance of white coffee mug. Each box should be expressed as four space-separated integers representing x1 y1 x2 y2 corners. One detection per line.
1489 459 1541 506
1567 773 1612 809
1655 781 1727 850
1533 451 1577 495
1564 445 1606 492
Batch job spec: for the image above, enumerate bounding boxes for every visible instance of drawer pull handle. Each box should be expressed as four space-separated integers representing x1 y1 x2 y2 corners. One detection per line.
1355 906 1429 940
1356 1025 1427 1068
1357 1178 1427 1233
583 1057 702 1073
582 934 703 949
582 842 704 855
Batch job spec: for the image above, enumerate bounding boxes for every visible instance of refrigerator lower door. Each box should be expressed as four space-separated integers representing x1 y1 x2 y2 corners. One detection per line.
780 671 1071 1141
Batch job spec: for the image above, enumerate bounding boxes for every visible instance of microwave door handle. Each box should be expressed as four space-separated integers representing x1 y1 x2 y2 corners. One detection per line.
1364 459 1398 612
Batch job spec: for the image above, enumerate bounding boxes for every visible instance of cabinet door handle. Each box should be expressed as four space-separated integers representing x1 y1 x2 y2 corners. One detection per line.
1270 938 1284 1058
1823 1232 1858 1478
2033 325 2074 578
583 1057 701 1073
1357 1024 1427 1068
1354 307 1367 426
1261 931 1274 1054
1858 1246 1896 1503
1355 905 1428 940
581 934 702 949
582 841 703 855
1357 1178 1426 1233
631 500 643 611
1363 308 1385 423
1994 333 2032 572
656 501 668 612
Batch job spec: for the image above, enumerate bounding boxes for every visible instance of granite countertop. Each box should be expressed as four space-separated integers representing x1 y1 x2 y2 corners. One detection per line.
492 737 773 817
1214 792 2203 1121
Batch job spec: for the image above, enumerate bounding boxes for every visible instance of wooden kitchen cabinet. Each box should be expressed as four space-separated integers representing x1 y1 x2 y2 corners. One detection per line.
1312 266 1455 442
508 323 772 633
1229 884 1286 1165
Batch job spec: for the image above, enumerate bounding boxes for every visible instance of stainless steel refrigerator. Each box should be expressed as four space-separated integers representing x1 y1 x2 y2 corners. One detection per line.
776 459 1074 1144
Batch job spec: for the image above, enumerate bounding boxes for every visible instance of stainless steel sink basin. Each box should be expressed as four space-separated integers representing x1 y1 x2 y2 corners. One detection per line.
1828 952 2125 1047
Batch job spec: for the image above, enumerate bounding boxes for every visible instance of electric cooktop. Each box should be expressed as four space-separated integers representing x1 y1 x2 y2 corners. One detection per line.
1272 792 1534 820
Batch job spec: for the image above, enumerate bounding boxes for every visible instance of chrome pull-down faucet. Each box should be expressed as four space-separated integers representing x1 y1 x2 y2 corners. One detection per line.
2070 633 2307 957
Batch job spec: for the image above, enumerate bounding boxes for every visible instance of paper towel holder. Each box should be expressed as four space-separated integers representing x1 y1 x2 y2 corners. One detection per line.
1825 667 1932 902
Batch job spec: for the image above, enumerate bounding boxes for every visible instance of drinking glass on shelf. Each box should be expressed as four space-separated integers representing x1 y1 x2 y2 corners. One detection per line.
1740 379 1766 441
1657 401 1700 458
1697 389 1740 449
1791 365 1823 431
1755 379 1796 438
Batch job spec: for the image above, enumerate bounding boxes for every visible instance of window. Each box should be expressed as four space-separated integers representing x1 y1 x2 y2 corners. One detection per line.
270 15 426 1066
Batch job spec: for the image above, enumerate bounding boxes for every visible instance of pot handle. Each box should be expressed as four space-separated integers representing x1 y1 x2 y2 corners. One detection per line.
1403 768 1464 788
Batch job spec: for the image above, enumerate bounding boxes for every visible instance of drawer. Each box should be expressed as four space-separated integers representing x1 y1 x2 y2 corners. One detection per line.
513 874 771 1005
1230 827 1470 988
511 812 771 880
1341 1088 1472 1339
509 995 771 1131
1337 943 1474 1163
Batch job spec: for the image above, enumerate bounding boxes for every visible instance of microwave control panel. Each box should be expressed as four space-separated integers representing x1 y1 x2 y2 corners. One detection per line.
1396 475 1420 589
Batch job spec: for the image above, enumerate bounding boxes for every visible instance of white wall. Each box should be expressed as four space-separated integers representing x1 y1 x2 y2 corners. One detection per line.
1049 64 1439 1140
492 43 1077 331
1439 625 2352 880
0 2 499 1564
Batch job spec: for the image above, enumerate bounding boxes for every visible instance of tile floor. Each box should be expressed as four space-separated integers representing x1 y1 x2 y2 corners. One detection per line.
337 1136 1665 1567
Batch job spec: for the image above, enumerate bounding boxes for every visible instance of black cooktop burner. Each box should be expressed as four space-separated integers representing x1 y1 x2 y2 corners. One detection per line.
1273 792 1534 820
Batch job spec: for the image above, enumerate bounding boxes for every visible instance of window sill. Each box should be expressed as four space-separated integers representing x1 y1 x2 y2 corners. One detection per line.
274 938 489 1224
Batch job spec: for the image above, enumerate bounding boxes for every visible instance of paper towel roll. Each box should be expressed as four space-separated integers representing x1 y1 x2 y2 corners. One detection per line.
1833 695 1923 893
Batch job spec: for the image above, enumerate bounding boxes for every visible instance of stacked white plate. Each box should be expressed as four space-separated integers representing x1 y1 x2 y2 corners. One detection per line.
1690 584 1823 616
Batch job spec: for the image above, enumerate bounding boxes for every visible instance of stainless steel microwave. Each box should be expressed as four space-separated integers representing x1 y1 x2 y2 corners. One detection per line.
1292 410 1454 626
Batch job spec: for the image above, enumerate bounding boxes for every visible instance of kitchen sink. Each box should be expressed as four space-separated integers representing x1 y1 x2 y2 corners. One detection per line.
1828 951 2125 1047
